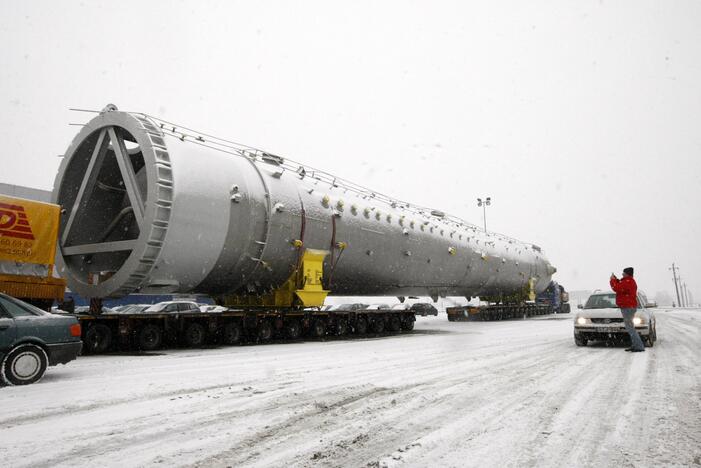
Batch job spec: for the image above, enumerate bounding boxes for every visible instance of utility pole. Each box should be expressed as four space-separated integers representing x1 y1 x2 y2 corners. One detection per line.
682 283 689 307
476 197 491 233
670 263 681 307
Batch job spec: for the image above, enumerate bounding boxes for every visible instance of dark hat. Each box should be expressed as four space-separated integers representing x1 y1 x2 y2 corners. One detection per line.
623 267 634 276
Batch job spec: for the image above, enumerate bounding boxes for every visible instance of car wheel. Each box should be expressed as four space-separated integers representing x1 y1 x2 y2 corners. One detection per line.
222 321 243 345
83 323 113 354
1 344 48 386
574 333 587 347
644 326 655 347
138 324 163 351
183 323 206 347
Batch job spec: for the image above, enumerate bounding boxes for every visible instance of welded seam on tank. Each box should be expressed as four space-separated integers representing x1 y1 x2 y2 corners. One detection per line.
241 155 274 282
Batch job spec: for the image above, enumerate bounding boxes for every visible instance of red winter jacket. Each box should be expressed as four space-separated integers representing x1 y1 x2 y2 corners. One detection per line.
610 276 638 308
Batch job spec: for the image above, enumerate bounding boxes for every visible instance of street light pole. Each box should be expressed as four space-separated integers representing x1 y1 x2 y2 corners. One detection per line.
476 197 491 233
670 263 681 307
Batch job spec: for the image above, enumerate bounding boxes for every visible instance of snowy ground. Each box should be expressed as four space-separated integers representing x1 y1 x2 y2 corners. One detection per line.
1 309 699 468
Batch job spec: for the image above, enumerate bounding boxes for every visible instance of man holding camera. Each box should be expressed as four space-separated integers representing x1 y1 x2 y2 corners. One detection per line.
610 267 645 352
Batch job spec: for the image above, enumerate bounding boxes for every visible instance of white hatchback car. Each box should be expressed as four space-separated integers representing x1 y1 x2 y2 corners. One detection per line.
573 292 657 347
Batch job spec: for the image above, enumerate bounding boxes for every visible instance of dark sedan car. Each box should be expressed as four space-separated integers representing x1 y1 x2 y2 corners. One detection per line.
0 293 82 385
410 302 439 316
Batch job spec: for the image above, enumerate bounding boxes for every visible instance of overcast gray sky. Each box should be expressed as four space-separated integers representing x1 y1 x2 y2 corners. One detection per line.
1 1 699 301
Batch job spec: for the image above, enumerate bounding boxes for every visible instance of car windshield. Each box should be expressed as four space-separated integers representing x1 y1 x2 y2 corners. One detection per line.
584 294 617 309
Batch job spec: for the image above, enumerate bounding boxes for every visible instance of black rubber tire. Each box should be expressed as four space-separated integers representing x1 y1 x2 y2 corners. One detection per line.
257 320 273 342
574 334 587 347
138 324 163 351
222 322 243 345
371 316 385 333
388 315 402 332
83 323 113 354
1 343 48 386
334 319 349 336
285 319 302 340
401 315 415 331
644 326 655 348
354 316 368 334
310 319 327 338
183 323 207 347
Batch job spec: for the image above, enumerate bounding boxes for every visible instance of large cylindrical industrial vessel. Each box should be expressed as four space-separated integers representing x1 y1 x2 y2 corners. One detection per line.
53 106 555 301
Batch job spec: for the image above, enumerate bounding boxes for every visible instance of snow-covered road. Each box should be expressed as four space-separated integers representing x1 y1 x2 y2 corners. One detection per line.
2 309 699 467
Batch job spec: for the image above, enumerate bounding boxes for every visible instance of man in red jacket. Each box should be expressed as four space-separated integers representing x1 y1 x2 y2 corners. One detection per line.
610 267 645 352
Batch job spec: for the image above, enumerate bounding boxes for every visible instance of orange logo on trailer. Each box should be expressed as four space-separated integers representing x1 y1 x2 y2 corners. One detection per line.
0 202 36 240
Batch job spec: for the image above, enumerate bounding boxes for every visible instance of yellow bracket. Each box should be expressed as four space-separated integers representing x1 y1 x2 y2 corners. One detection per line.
527 277 537 301
219 248 330 308
293 248 330 307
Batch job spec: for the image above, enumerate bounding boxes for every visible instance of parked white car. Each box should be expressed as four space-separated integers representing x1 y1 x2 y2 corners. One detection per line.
144 301 201 313
573 292 657 347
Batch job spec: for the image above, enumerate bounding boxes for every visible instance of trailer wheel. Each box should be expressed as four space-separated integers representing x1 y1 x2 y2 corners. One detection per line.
257 320 273 342
284 319 302 340
183 323 206 347
138 324 163 351
371 316 385 333
354 316 368 335
388 315 402 332
401 314 415 331
334 318 349 336
1 343 48 386
83 323 113 354
309 318 327 338
222 322 243 345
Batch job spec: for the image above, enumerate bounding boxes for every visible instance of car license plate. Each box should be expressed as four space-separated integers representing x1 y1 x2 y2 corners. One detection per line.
598 326 621 333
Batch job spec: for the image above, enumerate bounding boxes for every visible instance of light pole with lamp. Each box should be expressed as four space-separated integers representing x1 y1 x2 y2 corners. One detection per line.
477 197 491 233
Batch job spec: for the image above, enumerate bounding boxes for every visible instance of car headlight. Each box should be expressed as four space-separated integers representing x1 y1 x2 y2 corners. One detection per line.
576 317 588 325
633 316 644 326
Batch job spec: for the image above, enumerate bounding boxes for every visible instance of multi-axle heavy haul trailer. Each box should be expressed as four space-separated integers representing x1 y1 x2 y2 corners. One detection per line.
77 303 418 353
446 280 571 321
52 105 558 352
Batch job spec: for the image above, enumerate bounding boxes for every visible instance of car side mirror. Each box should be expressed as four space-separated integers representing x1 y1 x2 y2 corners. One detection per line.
577 304 583 309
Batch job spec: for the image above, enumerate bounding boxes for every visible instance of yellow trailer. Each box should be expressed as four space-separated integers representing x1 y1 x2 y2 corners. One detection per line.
0 194 66 309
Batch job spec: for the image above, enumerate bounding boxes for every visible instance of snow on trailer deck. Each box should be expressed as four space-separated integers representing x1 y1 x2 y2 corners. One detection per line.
1 310 699 468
